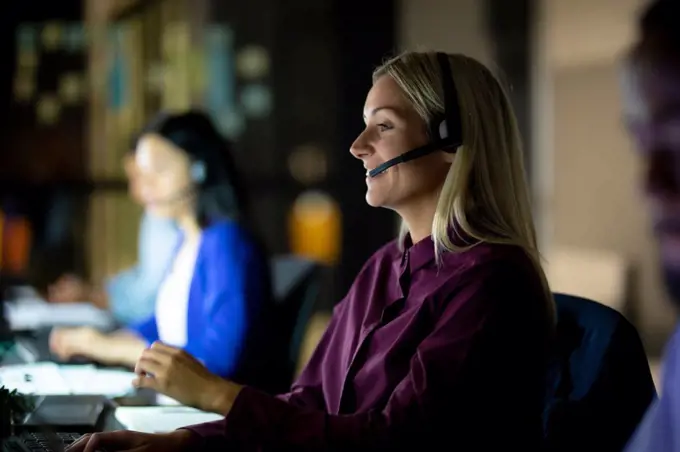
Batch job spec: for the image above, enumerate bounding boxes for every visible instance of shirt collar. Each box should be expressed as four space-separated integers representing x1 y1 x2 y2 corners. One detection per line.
400 233 436 274
399 225 480 274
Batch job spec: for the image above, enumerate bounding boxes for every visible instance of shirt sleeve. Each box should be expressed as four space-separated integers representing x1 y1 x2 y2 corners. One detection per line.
105 266 155 326
105 214 178 326
624 328 680 451
184 259 540 450
623 400 667 451
128 314 159 346
183 224 268 378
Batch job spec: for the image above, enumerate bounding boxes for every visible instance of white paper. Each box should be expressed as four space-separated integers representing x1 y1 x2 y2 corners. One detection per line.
0 362 71 395
115 406 223 433
0 362 136 397
155 393 182 406
57 366 136 396
5 299 116 331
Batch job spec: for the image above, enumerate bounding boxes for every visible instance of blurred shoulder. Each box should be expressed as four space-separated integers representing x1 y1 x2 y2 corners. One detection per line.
202 219 260 256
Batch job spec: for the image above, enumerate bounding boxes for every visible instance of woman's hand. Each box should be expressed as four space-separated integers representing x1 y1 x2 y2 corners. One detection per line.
66 429 197 452
49 327 102 361
48 275 92 303
134 342 242 414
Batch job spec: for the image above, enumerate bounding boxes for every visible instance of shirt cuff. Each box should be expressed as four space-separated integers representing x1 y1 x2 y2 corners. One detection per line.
179 419 225 445
182 386 288 446
182 386 367 449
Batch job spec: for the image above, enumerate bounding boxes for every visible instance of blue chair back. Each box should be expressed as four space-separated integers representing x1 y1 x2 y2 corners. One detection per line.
544 293 656 451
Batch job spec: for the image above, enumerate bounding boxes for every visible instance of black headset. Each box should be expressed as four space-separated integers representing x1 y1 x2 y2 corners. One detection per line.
368 52 463 178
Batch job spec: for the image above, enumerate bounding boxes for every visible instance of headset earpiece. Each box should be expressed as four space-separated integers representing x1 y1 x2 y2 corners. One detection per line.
190 161 207 183
438 119 449 141
426 116 445 141
426 117 457 153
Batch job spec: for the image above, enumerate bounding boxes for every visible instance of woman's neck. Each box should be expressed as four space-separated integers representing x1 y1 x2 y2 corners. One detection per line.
176 212 202 241
397 193 439 244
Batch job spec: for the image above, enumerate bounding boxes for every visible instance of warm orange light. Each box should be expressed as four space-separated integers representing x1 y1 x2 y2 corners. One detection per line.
288 191 341 265
2 215 32 275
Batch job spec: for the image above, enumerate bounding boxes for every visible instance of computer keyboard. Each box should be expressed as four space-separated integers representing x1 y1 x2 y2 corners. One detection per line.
3 432 82 452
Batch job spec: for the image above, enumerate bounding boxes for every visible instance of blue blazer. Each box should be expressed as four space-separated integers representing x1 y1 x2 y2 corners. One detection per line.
130 219 271 378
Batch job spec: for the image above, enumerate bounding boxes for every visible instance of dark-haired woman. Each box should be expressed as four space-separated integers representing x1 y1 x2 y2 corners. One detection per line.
50 111 272 388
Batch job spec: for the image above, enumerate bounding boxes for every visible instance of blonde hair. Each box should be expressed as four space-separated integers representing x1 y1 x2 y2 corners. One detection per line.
374 51 555 323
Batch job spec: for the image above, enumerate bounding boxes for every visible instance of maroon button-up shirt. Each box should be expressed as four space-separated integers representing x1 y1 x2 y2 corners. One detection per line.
186 236 551 450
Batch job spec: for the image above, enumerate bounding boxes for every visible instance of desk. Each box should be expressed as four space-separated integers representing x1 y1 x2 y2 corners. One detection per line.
2 330 52 366
1 329 95 367
3 290 117 333
103 414 125 431
1 335 159 433
2 334 218 436
102 389 162 431
0 299 216 446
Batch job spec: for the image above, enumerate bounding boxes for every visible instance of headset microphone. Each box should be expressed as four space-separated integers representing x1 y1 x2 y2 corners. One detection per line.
368 52 463 178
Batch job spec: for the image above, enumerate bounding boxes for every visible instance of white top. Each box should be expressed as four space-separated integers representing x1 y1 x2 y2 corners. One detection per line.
155 236 202 348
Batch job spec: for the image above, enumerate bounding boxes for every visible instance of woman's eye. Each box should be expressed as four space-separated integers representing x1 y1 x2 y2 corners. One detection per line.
377 123 392 132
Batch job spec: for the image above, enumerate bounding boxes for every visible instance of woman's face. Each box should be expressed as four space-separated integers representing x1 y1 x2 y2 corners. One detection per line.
134 133 195 219
350 75 452 211
123 153 143 204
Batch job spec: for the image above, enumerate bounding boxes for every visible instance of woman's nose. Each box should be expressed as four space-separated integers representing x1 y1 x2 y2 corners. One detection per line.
350 130 372 160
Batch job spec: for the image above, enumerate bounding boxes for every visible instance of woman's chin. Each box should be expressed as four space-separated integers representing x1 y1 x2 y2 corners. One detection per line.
365 191 388 208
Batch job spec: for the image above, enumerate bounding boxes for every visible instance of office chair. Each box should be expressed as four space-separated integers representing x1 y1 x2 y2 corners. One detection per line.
272 255 321 361
246 255 321 394
544 293 656 452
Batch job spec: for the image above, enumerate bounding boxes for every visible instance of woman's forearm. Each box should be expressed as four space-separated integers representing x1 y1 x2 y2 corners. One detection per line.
90 288 109 309
87 330 147 368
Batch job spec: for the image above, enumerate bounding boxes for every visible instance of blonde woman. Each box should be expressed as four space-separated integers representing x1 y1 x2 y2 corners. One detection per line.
70 51 554 452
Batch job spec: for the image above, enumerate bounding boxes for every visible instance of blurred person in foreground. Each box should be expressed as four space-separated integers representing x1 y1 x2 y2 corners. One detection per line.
620 0 680 450
47 145 180 326
68 51 554 451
